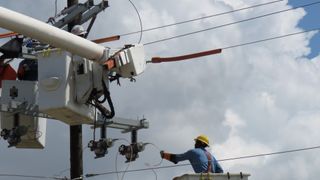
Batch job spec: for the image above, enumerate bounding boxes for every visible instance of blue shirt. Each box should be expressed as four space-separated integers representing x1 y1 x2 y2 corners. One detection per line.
175 148 223 173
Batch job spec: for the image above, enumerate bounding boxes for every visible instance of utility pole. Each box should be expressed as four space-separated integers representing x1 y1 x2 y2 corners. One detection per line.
67 0 83 179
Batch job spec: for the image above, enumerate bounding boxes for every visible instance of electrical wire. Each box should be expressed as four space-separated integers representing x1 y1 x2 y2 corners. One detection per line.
127 0 143 43
68 174 83 180
55 0 58 17
54 144 89 180
0 173 66 180
143 143 163 180
69 176 82 180
114 138 132 180
119 0 285 37
85 145 320 178
120 150 132 180
150 168 158 180
93 106 97 142
143 1 320 46
53 168 70 178
120 143 134 180
144 143 164 167
219 145 320 161
220 27 320 50
115 150 121 180
148 28 320 62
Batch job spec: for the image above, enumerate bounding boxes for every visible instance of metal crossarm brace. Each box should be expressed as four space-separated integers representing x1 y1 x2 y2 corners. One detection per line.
79 1 109 25
53 4 89 28
95 116 149 133
53 0 109 30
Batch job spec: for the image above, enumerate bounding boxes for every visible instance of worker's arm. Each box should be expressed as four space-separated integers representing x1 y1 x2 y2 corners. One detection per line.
174 150 194 162
212 156 224 173
161 149 195 164
160 151 178 164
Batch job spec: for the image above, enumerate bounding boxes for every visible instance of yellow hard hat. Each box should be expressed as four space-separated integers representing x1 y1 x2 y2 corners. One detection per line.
194 135 210 146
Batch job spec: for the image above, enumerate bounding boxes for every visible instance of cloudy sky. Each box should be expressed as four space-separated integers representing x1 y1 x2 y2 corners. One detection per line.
1 0 320 180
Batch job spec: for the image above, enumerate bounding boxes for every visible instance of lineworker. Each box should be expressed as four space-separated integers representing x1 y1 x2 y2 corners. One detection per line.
71 25 87 38
17 59 38 81
0 57 17 88
160 135 223 173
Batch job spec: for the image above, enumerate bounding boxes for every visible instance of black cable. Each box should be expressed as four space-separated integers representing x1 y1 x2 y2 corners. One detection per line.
105 90 115 119
144 1 320 46
87 79 114 120
93 88 115 119
120 0 285 37
85 145 320 178
93 106 97 142
127 0 143 43
95 80 108 104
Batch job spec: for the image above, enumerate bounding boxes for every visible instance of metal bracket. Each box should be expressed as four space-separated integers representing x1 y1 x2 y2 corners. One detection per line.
53 4 89 28
0 100 149 133
94 116 149 133
53 0 109 30
0 100 52 119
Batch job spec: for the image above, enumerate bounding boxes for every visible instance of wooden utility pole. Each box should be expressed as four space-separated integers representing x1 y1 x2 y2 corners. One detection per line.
67 0 83 179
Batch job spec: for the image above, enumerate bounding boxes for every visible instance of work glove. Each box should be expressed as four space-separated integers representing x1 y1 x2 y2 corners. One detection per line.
160 150 177 164
160 150 165 158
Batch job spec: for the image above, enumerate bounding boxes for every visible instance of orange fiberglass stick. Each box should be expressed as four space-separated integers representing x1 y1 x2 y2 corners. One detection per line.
92 35 120 44
103 47 223 70
0 32 19 38
150 48 222 63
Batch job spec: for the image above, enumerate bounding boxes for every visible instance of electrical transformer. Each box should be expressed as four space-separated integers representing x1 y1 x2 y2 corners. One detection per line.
0 80 46 148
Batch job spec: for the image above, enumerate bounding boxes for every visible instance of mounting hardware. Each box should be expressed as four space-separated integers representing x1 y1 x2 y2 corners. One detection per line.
0 126 28 148
118 142 147 163
88 138 116 159
118 130 148 162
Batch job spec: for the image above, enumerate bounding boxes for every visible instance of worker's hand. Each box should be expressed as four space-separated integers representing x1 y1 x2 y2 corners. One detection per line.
160 150 165 158
160 151 177 164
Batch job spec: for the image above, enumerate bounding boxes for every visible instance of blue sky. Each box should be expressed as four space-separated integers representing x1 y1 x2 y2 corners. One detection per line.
289 0 320 58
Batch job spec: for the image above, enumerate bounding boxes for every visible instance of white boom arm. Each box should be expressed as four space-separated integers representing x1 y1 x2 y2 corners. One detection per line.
0 6 107 61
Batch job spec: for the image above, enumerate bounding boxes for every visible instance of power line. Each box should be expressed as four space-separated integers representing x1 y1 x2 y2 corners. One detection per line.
119 0 285 37
219 145 320 161
127 0 143 43
0 174 66 180
55 0 58 17
143 1 320 46
221 28 320 50
85 145 320 178
147 27 320 62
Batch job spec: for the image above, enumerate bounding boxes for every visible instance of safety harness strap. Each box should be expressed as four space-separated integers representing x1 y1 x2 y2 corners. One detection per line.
205 151 212 173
